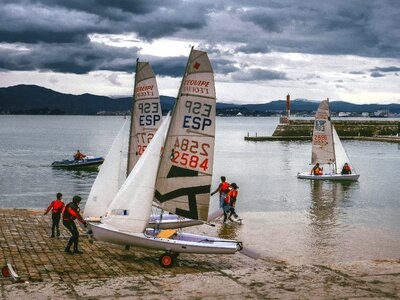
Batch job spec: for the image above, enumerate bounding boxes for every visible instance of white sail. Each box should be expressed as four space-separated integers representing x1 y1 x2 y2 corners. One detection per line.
311 99 335 165
154 49 216 222
127 61 162 175
102 115 171 233
332 127 352 174
84 120 128 219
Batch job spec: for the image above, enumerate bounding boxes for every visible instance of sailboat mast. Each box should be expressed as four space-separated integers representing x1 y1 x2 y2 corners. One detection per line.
327 98 337 173
126 58 139 177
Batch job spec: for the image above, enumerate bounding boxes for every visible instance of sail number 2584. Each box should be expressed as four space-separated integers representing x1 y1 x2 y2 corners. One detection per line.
171 138 210 171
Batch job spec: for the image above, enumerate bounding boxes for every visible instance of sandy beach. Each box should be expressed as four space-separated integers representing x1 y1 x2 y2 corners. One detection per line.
0 208 399 299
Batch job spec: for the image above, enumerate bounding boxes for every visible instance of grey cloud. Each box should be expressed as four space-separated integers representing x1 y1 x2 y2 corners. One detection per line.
370 71 385 78
232 68 287 81
370 66 400 73
0 43 140 74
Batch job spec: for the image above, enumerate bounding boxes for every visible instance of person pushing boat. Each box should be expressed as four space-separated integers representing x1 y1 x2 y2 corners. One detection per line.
211 176 230 208
62 195 87 254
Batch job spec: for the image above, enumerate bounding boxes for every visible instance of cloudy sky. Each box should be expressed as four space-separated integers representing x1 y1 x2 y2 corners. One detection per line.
0 0 399 104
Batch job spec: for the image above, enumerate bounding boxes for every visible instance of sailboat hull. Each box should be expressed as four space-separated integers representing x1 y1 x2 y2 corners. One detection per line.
297 172 360 181
148 214 204 229
90 223 239 255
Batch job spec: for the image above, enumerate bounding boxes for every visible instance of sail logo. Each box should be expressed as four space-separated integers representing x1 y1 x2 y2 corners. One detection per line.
182 100 212 131
182 79 210 95
136 85 155 98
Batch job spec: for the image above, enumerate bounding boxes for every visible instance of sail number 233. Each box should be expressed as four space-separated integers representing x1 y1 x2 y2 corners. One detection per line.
171 138 210 171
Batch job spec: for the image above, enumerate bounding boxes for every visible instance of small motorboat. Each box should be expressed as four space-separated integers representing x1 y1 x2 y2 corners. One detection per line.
51 156 104 168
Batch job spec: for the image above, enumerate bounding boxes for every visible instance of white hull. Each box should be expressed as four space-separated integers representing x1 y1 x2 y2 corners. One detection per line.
148 214 203 229
297 172 360 181
90 222 239 255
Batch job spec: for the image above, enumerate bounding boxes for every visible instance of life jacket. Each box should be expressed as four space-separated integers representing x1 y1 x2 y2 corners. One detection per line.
62 202 83 222
220 182 230 193
52 200 64 213
312 166 322 175
45 199 64 214
228 189 238 207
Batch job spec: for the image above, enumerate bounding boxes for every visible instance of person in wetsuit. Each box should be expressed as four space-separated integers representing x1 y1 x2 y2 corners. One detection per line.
44 192 65 237
62 195 87 254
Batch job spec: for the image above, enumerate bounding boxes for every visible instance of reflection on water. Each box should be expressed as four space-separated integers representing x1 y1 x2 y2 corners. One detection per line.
217 222 241 240
307 180 357 261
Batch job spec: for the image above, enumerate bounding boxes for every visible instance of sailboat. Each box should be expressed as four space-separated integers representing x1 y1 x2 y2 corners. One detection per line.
90 48 258 267
84 59 220 229
297 99 360 181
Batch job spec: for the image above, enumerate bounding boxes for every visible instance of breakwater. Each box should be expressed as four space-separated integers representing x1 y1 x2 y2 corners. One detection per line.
245 119 400 142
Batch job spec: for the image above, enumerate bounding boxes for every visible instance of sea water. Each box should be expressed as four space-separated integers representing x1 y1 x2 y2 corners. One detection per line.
0 115 399 264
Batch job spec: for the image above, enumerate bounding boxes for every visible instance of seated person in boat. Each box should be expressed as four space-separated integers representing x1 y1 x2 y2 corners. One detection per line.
74 150 86 161
311 163 323 175
341 163 352 174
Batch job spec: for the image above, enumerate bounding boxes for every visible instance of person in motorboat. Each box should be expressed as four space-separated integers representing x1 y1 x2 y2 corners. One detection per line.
211 176 230 208
74 150 86 161
62 195 87 254
311 163 323 175
227 183 240 222
341 163 352 175
44 192 65 237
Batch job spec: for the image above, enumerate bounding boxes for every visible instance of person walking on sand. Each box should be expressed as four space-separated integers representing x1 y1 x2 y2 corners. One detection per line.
44 192 65 237
211 176 230 208
62 195 87 254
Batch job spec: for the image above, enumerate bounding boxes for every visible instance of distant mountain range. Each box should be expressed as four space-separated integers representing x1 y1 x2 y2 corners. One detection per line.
0 84 399 115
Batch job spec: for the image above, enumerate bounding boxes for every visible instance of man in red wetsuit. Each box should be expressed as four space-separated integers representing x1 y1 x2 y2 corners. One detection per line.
44 192 65 237
62 195 87 254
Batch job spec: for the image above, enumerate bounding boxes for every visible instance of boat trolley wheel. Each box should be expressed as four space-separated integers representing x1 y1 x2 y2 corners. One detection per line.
159 253 176 268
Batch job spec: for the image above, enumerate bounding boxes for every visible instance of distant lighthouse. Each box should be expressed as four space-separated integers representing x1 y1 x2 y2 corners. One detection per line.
286 93 291 120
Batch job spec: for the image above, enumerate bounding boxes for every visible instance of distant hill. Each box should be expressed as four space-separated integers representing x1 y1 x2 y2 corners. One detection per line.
0 84 399 114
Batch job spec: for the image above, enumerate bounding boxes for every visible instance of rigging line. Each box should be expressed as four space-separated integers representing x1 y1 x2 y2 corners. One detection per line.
184 129 215 137
180 93 214 100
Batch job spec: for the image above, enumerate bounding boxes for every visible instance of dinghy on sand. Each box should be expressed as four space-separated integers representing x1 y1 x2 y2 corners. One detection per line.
90 47 258 267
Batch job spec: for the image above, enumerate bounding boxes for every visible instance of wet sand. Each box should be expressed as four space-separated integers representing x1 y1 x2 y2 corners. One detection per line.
1 209 399 299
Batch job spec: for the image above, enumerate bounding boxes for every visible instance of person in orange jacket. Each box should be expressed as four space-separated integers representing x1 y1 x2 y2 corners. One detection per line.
62 195 87 254
227 183 239 221
44 192 65 237
73 150 86 161
311 163 323 175
211 176 230 208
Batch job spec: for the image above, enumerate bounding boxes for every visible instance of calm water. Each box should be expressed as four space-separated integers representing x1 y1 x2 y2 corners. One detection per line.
0 115 399 264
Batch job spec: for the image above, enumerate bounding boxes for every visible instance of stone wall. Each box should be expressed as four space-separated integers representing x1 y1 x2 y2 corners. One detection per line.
273 120 399 137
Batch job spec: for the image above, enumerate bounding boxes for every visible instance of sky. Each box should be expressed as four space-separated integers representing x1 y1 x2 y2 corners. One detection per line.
0 0 399 104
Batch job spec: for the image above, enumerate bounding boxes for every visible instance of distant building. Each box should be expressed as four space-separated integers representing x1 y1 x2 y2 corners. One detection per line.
361 112 370 117
338 112 351 117
373 109 389 117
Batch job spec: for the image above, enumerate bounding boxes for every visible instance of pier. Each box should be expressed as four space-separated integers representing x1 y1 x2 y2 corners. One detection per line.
245 119 400 143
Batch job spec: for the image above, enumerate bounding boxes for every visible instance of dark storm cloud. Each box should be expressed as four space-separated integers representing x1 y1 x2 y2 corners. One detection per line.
231 68 287 81
233 0 400 57
0 43 141 74
0 0 399 76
